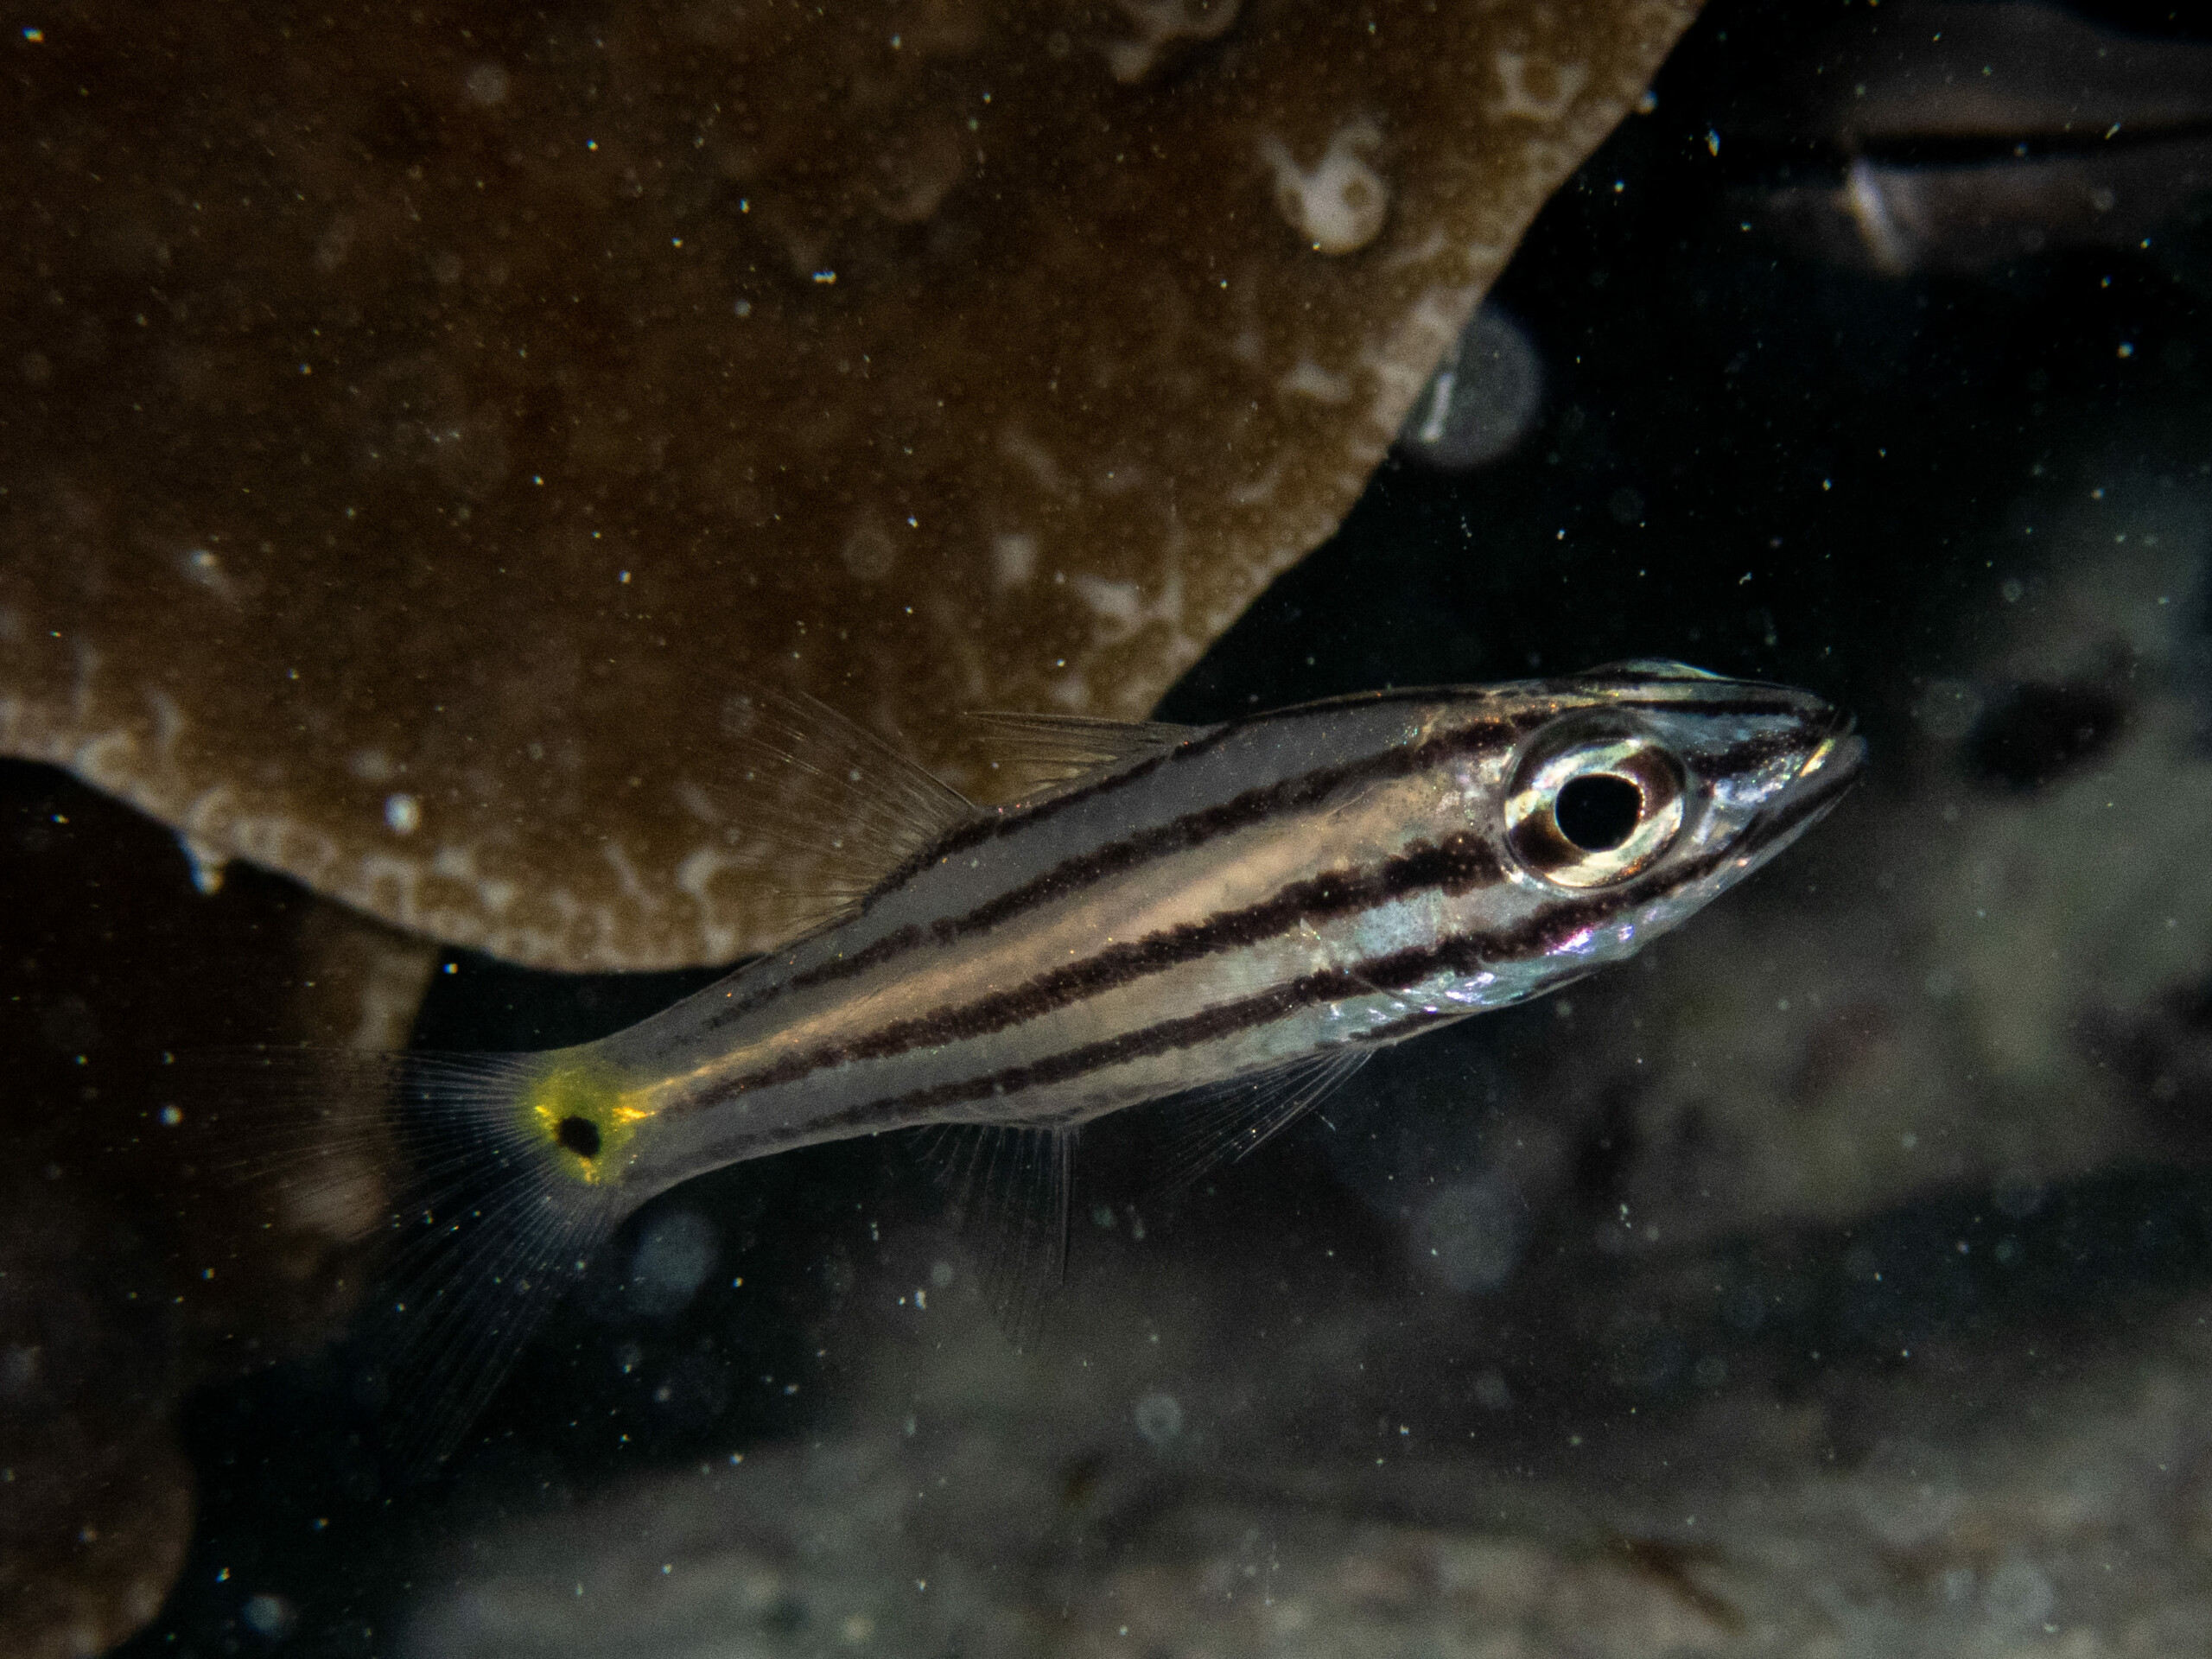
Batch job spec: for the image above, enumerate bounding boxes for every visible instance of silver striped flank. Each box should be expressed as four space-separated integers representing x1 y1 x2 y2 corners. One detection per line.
600 661 1864 1192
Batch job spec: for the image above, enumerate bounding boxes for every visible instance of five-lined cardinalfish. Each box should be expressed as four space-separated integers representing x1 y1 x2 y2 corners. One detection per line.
207 660 1863 1466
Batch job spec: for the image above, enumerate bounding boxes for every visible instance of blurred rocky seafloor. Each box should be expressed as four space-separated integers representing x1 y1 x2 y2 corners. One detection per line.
9 0 2209 1655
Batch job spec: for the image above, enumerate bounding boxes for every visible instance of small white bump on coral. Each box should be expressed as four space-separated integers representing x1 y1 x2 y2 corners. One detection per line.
463 61 510 107
177 546 238 603
1260 120 1389 256
1103 0 1242 85
840 514 899 582
1491 50 1591 123
347 747 396 784
1278 359 1353 404
992 532 1038 590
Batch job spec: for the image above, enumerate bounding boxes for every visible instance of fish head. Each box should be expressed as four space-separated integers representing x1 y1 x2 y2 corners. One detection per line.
1440 658 1865 983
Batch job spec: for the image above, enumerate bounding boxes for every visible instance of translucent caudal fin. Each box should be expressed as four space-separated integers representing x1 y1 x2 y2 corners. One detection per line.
184 1046 627 1478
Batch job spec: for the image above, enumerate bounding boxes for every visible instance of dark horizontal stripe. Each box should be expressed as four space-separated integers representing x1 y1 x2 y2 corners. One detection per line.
884 687 1509 877
684 766 1860 1164
931 719 1523 941
1608 696 1808 721
682 718 1861 1167
792 849 1736 1138
693 711 1534 1038
1695 731 1806 782
707 831 1510 1096
806 763 1866 1135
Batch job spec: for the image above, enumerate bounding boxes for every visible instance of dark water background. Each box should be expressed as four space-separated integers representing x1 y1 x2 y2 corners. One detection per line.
88 0 2212 1651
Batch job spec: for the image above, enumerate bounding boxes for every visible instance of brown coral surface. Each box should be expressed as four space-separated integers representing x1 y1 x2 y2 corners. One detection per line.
0 0 1697 971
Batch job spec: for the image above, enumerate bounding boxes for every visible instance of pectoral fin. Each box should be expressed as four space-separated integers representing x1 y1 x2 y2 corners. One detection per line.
1154 1046 1374 1188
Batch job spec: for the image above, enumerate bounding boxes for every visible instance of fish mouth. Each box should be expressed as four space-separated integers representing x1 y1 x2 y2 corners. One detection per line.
1792 712 1866 791
1732 709 1866 862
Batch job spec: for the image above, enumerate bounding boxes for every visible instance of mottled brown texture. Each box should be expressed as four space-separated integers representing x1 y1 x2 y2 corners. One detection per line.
0 0 1700 970
0 761 433 1659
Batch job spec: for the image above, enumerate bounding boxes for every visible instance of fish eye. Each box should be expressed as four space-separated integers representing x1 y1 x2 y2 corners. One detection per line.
1554 772 1643 852
1504 726 1687 889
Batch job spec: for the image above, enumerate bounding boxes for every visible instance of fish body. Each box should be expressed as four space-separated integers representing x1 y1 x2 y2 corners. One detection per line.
245 661 1862 1461
576 665 1859 1201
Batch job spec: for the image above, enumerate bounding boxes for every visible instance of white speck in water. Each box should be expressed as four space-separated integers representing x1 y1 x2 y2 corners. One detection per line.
1983 1556 2056 1629
627 1211 718 1317
384 793 421 835
1399 303 1544 471
241 1595 295 1638
1414 1177 1523 1294
464 62 510 105
1134 1391 1184 1447
177 833 230 894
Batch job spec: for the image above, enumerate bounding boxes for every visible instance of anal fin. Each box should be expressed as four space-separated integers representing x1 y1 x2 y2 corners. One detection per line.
913 1122 1075 1344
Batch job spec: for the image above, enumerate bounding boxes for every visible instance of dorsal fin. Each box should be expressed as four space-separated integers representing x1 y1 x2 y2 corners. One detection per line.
682 686 977 940
963 710 1202 802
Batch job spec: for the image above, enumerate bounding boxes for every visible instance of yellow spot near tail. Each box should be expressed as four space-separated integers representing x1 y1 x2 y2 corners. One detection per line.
526 1064 651 1185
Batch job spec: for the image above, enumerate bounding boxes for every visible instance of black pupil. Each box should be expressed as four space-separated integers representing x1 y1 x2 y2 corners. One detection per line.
556 1115 601 1159
1554 772 1643 852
